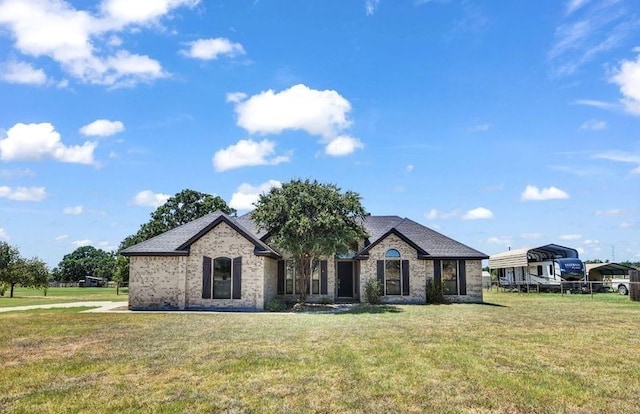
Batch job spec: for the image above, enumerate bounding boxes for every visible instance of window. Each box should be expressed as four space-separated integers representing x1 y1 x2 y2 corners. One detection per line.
438 260 466 296
285 259 321 295
213 257 231 299
376 249 409 296
442 260 458 295
202 256 242 300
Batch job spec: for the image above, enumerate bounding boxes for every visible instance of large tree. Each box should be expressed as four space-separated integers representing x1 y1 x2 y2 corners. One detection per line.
119 189 236 251
252 179 368 302
56 246 116 282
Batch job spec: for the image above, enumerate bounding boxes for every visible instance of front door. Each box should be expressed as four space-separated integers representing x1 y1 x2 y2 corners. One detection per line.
337 261 354 298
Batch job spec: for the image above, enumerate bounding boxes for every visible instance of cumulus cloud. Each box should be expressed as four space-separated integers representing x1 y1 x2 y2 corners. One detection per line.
229 180 282 211
63 205 84 215
72 239 92 248
0 123 96 164
0 0 197 87
212 139 290 172
230 84 363 156
0 60 48 85
463 207 494 220
79 119 125 137
406 164 414 173
0 168 35 179
520 185 569 201
132 190 170 208
610 50 640 115
559 234 582 241
579 119 606 130
424 208 461 220
0 228 9 241
468 123 491 132
0 186 46 201
181 38 245 60
487 236 512 245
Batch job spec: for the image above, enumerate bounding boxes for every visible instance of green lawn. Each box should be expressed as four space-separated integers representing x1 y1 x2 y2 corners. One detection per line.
0 287 128 308
1 291 639 413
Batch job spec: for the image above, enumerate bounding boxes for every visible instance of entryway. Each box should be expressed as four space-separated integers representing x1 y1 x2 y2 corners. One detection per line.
337 261 354 298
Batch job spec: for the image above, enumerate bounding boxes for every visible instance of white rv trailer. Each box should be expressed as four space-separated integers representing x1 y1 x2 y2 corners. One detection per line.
489 244 585 291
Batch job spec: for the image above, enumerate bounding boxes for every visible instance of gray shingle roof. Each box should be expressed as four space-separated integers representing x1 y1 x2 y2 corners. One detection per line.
120 211 280 258
121 211 487 260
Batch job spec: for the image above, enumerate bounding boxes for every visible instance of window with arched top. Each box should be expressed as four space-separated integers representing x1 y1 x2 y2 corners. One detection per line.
202 256 242 300
385 249 401 258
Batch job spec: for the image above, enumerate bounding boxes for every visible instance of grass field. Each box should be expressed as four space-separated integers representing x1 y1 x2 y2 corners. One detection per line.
1 291 639 413
0 287 127 308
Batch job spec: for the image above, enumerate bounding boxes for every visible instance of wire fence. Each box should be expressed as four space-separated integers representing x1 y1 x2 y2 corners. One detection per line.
486 280 640 298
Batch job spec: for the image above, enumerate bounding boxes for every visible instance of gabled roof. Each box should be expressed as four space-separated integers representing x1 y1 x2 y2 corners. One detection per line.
121 212 487 260
358 216 488 259
120 211 281 258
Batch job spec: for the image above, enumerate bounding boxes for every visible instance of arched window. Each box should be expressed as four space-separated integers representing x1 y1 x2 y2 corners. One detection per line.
385 249 401 295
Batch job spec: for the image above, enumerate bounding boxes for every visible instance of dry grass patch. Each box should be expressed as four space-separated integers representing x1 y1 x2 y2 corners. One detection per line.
1 292 639 413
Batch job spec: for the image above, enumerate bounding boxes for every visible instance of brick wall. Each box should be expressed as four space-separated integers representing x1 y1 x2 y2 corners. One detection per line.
128 255 186 309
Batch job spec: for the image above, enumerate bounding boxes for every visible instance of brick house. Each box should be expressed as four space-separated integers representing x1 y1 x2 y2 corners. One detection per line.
121 211 488 310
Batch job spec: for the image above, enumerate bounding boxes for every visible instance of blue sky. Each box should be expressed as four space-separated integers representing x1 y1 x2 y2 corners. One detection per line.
0 0 639 267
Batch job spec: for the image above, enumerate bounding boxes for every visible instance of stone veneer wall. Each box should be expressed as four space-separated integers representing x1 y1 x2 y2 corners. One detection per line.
185 221 266 310
439 259 483 303
128 255 186 309
359 233 427 304
263 258 278 308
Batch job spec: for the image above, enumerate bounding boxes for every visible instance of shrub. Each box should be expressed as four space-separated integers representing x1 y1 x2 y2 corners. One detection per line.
426 279 447 304
0 282 7 297
265 298 288 312
364 278 382 304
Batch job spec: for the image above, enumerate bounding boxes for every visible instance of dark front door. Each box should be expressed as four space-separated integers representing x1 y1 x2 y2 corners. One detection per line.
337 261 354 298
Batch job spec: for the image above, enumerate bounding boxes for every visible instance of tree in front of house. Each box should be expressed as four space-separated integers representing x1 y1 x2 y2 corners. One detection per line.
119 189 237 251
56 246 116 282
252 179 369 303
0 241 50 297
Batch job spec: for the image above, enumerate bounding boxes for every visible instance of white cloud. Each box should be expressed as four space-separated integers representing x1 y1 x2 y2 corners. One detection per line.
79 119 125 137
549 1 634 76
365 0 380 15
468 123 491 132
583 239 599 245
463 207 494 220
559 234 582 241
579 119 606 130
620 221 637 229
610 51 640 115
181 38 245 60
212 139 290 172
0 168 36 179
424 208 460 220
406 164 415 173
566 0 591 15
63 205 84 215
520 185 569 201
229 180 282 211
0 228 9 241
575 247 585 255
324 135 364 157
55 234 69 241
232 84 363 156
573 99 616 110
593 150 640 174
0 0 196 88
0 123 96 164
132 190 170 208
596 208 627 217
226 92 248 103
0 60 48 85
521 233 543 240
71 239 92 248
0 186 46 201
487 236 512 245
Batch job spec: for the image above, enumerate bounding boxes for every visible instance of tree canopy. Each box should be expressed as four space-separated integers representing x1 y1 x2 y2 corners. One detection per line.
0 241 49 297
119 189 236 251
252 179 368 302
55 246 116 283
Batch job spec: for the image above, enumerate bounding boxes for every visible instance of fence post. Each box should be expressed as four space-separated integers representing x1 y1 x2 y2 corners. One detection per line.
630 270 639 301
